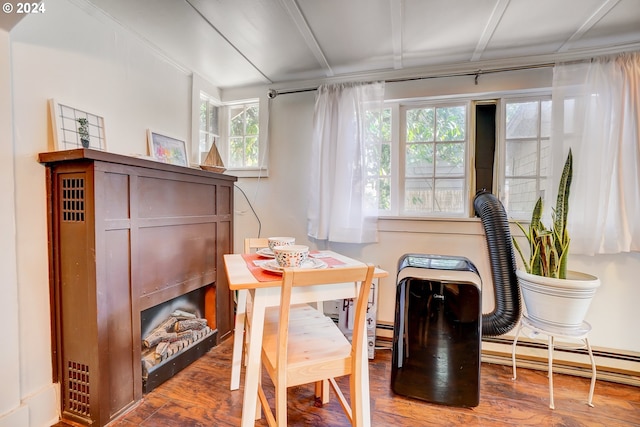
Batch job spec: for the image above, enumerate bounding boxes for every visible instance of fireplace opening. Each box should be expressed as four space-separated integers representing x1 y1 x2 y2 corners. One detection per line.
141 287 217 393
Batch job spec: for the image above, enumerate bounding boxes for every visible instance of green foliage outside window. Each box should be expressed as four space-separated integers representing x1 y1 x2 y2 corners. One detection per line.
405 105 466 213
365 108 392 210
229 103 259 168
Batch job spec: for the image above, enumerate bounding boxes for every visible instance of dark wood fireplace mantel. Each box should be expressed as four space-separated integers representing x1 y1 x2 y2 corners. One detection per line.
39 149 236 426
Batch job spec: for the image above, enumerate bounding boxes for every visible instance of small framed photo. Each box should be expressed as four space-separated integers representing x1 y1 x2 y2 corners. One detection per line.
147 130 188 166
48 99 107 151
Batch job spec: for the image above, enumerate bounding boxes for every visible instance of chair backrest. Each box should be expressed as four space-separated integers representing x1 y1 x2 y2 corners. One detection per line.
244 237 269 254
277 264 375 373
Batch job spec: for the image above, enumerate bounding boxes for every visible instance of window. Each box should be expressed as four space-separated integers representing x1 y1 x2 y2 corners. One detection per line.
367 94 551 219
227 102 260 169
197 94 265 176
199 94 219 164
502 97 551 219
401 103 468 216
364 107 392 211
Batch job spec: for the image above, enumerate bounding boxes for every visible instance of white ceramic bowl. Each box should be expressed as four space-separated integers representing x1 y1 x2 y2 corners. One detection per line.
273 245 309 268
268 236 295 251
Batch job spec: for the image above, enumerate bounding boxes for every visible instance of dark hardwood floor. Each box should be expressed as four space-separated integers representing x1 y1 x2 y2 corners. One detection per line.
54 338 639 427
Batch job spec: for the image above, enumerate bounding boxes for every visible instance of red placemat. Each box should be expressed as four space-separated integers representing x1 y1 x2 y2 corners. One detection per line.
241 251 346 282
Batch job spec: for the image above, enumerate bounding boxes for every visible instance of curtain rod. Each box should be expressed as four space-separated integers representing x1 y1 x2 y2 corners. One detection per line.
268 62 555 98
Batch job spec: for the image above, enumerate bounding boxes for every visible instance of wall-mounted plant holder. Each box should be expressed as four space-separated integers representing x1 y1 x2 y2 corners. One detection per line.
48 99 107 151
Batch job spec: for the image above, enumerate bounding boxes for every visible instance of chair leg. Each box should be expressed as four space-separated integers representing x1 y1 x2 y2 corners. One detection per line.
275 381 287 427
314 380 330 405
257 382 273 426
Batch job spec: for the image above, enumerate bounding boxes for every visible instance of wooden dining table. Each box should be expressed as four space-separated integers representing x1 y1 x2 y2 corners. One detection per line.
223 250 388 427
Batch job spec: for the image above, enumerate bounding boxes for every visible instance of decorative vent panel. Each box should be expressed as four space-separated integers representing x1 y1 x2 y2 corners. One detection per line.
61 178 85 222
67 361 90 416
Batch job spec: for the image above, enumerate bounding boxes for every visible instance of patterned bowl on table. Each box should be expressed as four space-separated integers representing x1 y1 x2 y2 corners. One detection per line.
267 236 295 251
273 245 309 268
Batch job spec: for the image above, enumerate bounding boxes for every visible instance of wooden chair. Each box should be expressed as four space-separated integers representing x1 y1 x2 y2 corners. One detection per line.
231 238 270 390
257 263 375 427
232 237 326 391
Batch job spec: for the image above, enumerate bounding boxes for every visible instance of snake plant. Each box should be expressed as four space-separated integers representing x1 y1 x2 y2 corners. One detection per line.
512 149 573 279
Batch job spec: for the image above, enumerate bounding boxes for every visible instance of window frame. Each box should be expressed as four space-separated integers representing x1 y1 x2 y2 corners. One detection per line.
499 94 553 221
198 93 220 165
218 98 269 178
397 99 471 218
192 74 269 178
376 91 552 220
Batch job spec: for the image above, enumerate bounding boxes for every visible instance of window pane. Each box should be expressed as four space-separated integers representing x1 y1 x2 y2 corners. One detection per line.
230 106 244 136
406 143 434 177
245 105 259 135
506 101 539 138
540 138 551 176
504 178 539 217
435 142 465 176
365 108 386 143
200 102 207 132
540 100 551 138
405 178 433 213
365 143 381 177
225 101 260 169
406 107 434 142
229 137 244 167
505 140 538 176
364 178 376 210
380 143 391 176
434 179 464 212
436 106 466 141
245 136 258 166
381 108 391 141
378 177 390 210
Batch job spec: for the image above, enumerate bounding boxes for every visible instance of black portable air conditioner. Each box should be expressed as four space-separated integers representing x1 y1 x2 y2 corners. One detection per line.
391 254 482 407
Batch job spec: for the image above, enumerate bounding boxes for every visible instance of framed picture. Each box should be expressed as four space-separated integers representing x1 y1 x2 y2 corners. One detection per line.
48 99 107 151
147 130 188 166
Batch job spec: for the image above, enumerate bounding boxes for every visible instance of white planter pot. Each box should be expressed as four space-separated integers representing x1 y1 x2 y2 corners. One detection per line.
516 269 600 329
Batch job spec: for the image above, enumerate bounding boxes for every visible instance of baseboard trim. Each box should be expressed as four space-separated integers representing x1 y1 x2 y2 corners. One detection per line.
375 323 640 387
484 336 640 387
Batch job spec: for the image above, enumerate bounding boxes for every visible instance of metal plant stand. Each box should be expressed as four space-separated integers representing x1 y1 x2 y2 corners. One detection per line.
512 315 596 409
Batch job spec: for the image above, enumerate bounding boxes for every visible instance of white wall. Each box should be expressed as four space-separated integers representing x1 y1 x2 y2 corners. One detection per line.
226 72 640 356
2 0 197 425
2 2 639 425
0 27 30 427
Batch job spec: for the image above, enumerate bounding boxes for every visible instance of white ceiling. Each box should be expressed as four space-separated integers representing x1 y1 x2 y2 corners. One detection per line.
75 0 640 89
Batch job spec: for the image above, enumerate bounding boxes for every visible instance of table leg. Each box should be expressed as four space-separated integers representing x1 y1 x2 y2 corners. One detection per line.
230 289 248 390
241 289 267 427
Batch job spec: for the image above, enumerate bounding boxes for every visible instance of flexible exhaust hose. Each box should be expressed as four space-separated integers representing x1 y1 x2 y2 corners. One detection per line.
474 190 521 336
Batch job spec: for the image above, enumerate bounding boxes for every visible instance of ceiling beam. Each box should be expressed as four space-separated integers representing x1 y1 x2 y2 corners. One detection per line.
472 0 510 62
557 0 621 52
390 0 404 70
279 0 333 77
185 0 272 83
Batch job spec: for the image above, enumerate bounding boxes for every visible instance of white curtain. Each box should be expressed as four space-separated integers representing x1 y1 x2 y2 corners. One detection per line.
551 52 640 255
307 82 385 243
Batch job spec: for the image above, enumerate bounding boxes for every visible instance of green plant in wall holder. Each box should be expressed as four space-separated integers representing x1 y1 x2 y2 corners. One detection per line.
77 118 90 148
512 149 600 329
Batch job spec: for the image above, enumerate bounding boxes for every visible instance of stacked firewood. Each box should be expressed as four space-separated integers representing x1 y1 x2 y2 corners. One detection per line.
141 310 211 375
